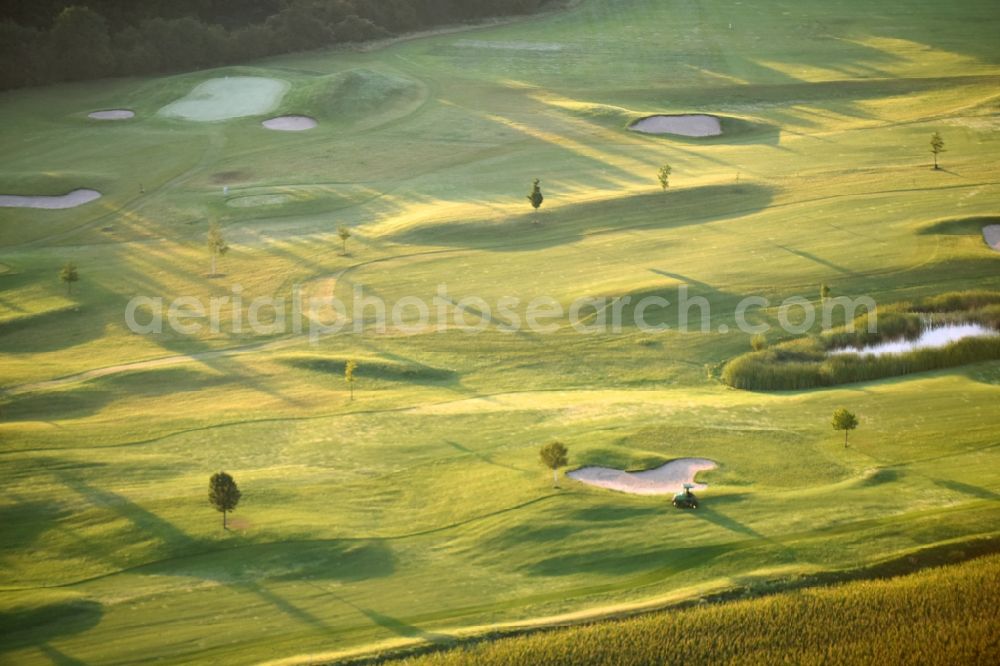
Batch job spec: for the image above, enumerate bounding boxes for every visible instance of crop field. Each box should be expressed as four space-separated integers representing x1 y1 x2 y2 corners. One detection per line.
391 553 1000 665
0 0 998 664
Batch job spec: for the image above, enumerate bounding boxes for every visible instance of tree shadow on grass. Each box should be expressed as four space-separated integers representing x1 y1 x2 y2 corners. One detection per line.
486 524 579 550
568 505 663 523
918 215 1000 237
0 499 69 555
446 440 532 473
57 472 200 552
319 588 452 644
528 543 733 577
37 644 87 666
0 598 102 657
1 367 235 423
0 306 104 355
356 607 451 644
392 184 775 252
692 506 765 539
933 479 1000 501
774 243 859 277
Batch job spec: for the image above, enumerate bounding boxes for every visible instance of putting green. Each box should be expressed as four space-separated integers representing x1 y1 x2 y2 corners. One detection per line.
158 76 290 122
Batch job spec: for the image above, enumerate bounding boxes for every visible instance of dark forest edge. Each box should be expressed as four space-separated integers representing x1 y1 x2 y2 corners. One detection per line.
0 0 555 90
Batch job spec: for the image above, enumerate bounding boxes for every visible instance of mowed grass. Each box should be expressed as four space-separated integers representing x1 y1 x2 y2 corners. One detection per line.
0 0 999 663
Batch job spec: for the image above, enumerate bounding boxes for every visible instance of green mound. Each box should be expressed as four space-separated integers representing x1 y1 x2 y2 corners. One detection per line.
395 184 775 250
319 68 423 126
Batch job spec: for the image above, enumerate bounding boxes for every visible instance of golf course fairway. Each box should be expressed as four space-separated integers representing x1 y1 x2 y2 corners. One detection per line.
0 0 998 664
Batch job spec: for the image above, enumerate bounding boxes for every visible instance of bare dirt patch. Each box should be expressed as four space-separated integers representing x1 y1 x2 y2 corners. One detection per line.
628 114 722 137
567 458 717 495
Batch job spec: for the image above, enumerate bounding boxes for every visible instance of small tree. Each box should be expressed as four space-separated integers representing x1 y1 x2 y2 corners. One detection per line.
832 408 859 448
337 225 352 255
207 222 229 276
930 132 945 170
527 179 544 222
60 262 79 295
345 359 357 400
820 283 831 302
540 441 569 487
751 334 768 352
657 164 672 191
208 471 241 529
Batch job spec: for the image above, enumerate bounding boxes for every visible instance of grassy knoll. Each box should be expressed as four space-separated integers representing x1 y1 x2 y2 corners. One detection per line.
1 0 998 664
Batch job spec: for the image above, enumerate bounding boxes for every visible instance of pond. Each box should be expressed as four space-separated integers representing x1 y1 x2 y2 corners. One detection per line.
830 323 998 357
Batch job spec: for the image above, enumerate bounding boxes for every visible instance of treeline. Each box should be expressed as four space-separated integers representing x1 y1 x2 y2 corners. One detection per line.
721 291 1000 391
0 0 548 90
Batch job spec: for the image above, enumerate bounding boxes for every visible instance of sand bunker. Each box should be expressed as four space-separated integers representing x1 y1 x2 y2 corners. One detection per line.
629 114 722 137
88 109 135 120
984 225 1000 252
158 77 289 122
568 458 717 496
0 189 101 209
262 115 317 131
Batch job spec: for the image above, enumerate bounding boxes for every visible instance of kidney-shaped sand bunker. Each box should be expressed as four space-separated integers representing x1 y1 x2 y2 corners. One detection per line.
568 458 717 495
